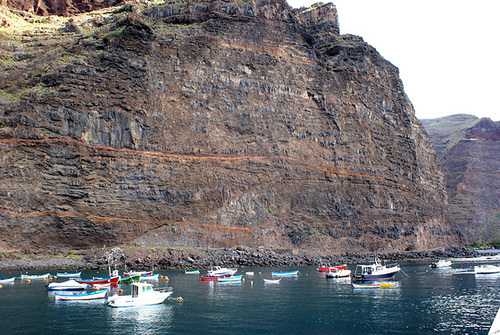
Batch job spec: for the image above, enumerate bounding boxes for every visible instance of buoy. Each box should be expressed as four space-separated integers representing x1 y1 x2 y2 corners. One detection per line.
43 278 46 282
27 279 31 283
94 286 99 291
178 273 180 276
178 298 183 303
118 289 123 294
0 284 3 288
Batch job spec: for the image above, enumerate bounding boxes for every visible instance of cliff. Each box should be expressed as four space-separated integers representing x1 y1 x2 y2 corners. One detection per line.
421 115 500 243
0 0 459 254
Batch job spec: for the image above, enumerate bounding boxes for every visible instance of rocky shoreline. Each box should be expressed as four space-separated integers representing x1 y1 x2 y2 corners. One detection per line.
0 247 487 272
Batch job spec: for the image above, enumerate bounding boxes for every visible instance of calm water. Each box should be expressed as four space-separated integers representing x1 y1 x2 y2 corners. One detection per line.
1 260 499 334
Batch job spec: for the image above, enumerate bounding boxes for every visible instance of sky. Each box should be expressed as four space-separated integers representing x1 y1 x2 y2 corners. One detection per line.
287 0 499 121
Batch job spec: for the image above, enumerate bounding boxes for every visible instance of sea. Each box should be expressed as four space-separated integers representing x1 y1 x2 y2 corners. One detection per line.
1 258 500 334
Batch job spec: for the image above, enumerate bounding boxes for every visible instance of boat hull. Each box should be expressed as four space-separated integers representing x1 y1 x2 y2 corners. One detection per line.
318 264 347 272
55 290 108 301
271 271 299 277
76 276 120 285
107 292 172 307
56 272 82 278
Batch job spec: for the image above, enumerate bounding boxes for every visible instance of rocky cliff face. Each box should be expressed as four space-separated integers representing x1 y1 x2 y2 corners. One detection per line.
421 115 500 243
0 0 459 253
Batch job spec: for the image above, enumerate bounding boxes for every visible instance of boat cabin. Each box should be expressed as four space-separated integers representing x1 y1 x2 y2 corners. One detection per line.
132 282 154 298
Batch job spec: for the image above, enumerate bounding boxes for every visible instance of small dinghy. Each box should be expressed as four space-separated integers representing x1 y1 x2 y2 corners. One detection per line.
55 289 108 301
47 280 90 291
56 272 82 278
271 270 299 277
352 282 381 289
0 277 16 284
264 278 281 284
326 269 351 278
184 270 200 275
218 275 243 283
21 273 51 280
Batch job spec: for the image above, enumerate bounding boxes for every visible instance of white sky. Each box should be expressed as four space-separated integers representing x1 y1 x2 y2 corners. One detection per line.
287 0 500 121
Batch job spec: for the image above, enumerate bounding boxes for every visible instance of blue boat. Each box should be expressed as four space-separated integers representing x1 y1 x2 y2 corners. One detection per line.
271 270 299 277
55 289 108 301
353 258 401 281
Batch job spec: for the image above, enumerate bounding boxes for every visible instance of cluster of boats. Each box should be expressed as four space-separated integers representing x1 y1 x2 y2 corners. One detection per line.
0 269 173 307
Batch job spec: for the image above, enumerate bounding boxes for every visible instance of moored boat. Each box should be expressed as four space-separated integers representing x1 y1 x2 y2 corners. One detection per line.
271 270 299 277
0 277 16 283
353 258 400 281
326 269 351 278
429 260 452 268
75 275 120 286
21 273 51 280
47 280 90 291
56 272 82 278
207 266 238 277
218 275 243 283
352 282 381 289
264 278 281 284
107 282 173 307
55 289 108 301
317 264 347 272
474 264 500 274
200 274 231 281
118 275 141 284
184 270 200 275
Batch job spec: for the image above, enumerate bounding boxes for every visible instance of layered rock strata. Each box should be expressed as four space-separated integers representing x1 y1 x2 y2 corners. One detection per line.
0 0 459 253
422 115 500 243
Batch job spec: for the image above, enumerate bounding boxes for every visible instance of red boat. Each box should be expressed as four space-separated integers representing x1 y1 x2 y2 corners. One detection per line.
200 275 231 281
75 275 120 285
317 264 347 272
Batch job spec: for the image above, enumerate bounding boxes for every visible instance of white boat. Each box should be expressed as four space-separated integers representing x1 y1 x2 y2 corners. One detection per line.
353 258 401 281
429 260 452 268
56 272 82 278
245 271 254 277
47 280 90 291
264 278 281 284
326 269 351 278
184 270 200 275
55 289 108 301
474 264 500 274
0 277 16 283
271 270 299 277
21 273 51 280
207 266 238 277
107 282 173 308
218 275 243 283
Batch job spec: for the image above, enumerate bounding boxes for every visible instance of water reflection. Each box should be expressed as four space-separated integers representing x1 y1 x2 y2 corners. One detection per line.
108 304 173 333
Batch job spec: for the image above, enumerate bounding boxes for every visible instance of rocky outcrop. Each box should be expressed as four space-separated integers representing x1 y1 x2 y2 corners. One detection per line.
0 1 459 254
421 115 500 243
3 0 125 16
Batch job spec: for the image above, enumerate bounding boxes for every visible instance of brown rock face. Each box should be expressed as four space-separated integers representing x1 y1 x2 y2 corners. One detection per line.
422 115 500 243
4 0 124 16
0 0 459 253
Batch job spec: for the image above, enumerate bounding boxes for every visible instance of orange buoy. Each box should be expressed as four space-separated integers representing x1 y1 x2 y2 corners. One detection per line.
0 284 3 288
118 289 123 294
27 279 31 283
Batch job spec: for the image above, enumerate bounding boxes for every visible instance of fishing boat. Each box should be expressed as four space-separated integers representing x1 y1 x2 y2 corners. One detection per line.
47 280 90 291
207 266 238 277
352 282 381 289
218 275 243 283
271 270 299 277
326 269 351 278
200 274 231 281
474 264 500 274
353 258 401 281
21 273 51 280
123 270 152 277
184 270 200 275
107 282 173 307
123 271 160 280
118 274 141 284
317 263 347 272
264 278 281 284
56 272 82 278
0 277 15 283
55 289 108 301
75 275 120 286
429 260 452 268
